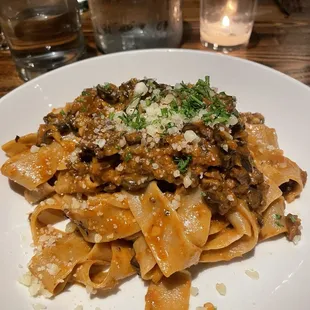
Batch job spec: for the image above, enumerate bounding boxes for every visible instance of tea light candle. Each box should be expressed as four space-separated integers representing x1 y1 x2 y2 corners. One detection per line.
200 0 257 51
200 15 252 47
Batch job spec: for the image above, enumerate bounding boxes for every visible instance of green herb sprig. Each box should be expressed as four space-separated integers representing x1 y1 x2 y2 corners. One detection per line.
174 155 192 174
119 111 146 130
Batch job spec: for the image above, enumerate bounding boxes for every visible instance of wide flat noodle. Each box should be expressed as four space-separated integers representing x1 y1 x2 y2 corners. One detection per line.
246 123 306 203
29 231 92 294
1 142 64 190
30 196 65 244
259 157 306 203
177 188 212 247
1 133 37 157
260 197 287 241
127 182 201 277
133 236 162 282
74 240 136 290
200 200 259 262
209 216 229 235
261 177 283 213
55 171 99 194
61 193 141 242
24 182 55 204
145 271 191 310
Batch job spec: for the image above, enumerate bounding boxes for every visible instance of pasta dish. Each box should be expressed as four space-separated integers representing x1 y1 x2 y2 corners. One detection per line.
1 77 306 309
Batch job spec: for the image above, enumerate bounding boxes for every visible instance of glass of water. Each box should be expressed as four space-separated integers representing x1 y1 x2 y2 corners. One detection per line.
88 0 183 54
0 0 85 81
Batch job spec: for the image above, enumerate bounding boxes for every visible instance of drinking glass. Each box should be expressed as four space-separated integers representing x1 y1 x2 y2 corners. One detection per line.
0 0 85 81
88 0 183 54
200 0 257 52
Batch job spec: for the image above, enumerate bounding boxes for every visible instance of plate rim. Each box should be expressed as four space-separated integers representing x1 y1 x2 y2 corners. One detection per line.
1 48 309 105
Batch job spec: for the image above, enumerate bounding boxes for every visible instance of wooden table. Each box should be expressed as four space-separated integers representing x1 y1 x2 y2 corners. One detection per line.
0 0 309 97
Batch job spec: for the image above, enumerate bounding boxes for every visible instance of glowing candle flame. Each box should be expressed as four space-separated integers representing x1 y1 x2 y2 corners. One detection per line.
222 15 230 27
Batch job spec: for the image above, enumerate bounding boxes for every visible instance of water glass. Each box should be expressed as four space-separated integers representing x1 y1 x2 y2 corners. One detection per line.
200 0 257 52
88 0 183 54
0 0 85 81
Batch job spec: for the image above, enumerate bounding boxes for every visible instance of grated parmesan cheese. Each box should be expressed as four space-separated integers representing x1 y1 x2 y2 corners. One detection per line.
119 137 126 147
173 170 181 178
190 286 199 296
18 272 50 297
152 163 159 170
134 82 148 95
18 272 32 287
115 193 126 202
227 114 238 126
183 174 192 188
95 138 106 148
46 263 60 276
116 164 124 172
94 234 103 243
46 198 55 205
30 145 40 153
245 269 260 280
227 194 234 201
293 235 301 245
86 285 97 295
216 283 226 296
184 130 200 143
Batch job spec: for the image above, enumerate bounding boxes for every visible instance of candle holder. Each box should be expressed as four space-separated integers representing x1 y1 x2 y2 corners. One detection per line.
200 0 257 53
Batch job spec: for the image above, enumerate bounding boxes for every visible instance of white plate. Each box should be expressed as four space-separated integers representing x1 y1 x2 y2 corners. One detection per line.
0 49 309 310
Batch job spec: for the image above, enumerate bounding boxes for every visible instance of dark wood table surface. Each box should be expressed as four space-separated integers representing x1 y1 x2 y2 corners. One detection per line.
0 0 309 98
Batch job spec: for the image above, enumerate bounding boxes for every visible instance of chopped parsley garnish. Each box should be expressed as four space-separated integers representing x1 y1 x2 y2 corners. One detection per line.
124 152 133 162
173 155 192 174
119 111 146 130
175 77 211 118
274 214 284 227
173 76 234 125
80 105 88 112
161 108 170 118
170 99 179 112
82 90 90 96
98 83 110 90
76 97 86 103
289 214 297 223
202 97 231 125
108 112 115 120
166 122 175 129
60 110 66 116
274 214 282 220
275 221 284 227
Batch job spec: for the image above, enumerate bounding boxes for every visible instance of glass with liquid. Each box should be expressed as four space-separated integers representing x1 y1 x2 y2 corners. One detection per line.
0 0 85 81
200 0 257 52
88 0 183 54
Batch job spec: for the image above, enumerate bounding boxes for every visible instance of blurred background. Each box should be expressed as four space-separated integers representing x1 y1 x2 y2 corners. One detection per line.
0 0 309 95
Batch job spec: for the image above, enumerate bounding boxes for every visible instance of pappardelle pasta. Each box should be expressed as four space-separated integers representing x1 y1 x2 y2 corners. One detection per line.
1 77 306 309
